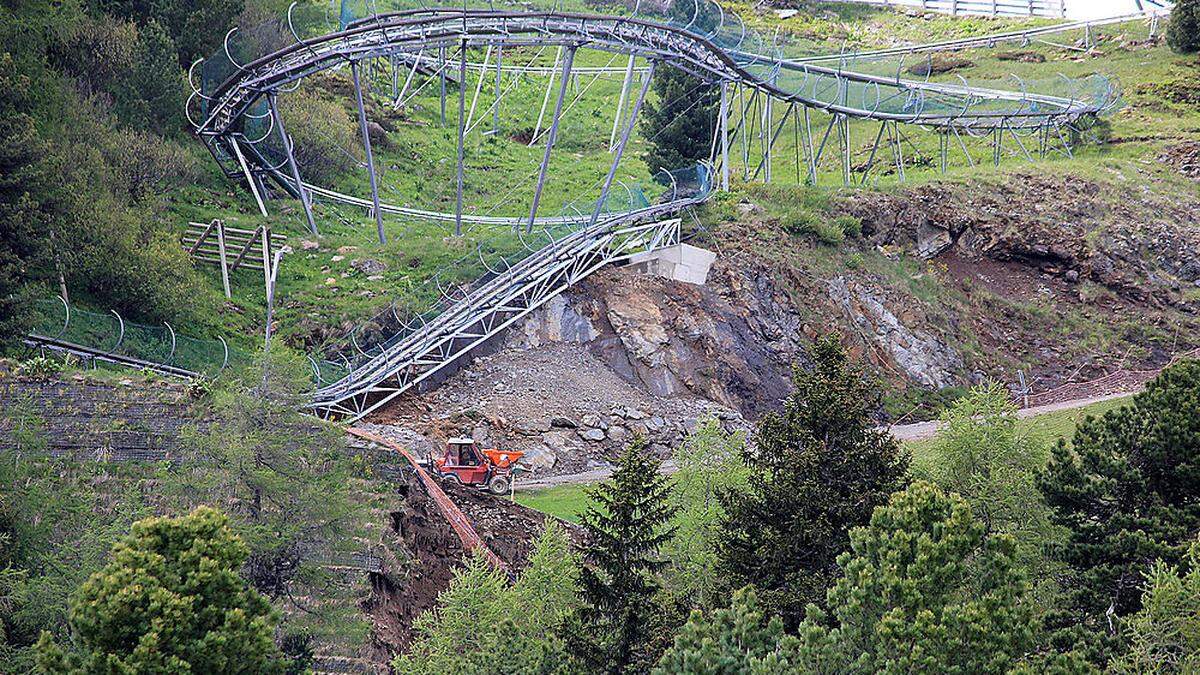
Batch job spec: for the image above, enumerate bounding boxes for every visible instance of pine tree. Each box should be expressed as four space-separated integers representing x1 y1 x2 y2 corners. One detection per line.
640 0 721 178
929 383 1064 604
396 520 578 675
33 507 284 674
566 438 678 674
167 349 361 602
717 337 910 628
794 482 1037 674
663 419 748 608
653 587 797 674
1039 359 1200 663
1168 0 1200 54
0 53 53 348
1111 536 1200 674
113 19 185 132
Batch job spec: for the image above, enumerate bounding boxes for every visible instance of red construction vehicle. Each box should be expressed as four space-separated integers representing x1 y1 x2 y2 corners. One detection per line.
432 437 523 495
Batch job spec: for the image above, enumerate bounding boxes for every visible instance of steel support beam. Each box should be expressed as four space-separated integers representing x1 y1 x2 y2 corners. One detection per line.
230 138 268 217
439 45 447 126
589 60 655 228
455 39 468 237
531 46 564 147
269 94 317 235
351 59 386 245
720 80 730 191
763 95 773 183
527 46 577 234
610 54 637 151
492 45 502 133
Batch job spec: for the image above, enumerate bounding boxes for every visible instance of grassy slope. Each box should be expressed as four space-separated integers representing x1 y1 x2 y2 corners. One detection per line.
166 45 670 355
515 394 1133 523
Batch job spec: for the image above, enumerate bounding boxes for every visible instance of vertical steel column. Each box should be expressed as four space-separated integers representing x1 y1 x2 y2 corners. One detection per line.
439 45 447 126
269 94 317 235
527 46 577 233
792 103 801 185
391 54 398 100
352 60 386 245
492 45 503 133
993 122 1004 166
803 106 817 185
589 60 655 228
890 121 906 182
610 54 637 151
764 95 773 183
230 138 268 217
216 220 231 299
719 80 730 191
455 39 468 237
841 115 851 186
939 131 949 174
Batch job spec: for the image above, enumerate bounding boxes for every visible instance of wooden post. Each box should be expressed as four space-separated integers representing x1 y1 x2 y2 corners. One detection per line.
216 220 232 299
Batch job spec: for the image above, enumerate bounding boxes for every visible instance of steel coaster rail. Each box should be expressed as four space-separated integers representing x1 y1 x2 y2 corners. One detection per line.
792 10 1169 62
193 9 1104 141
318 163 702 375
180 2 1117 417
309 170 709 420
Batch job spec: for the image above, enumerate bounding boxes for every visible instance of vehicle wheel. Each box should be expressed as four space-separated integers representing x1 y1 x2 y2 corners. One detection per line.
487 474 510 496
441 473 463 486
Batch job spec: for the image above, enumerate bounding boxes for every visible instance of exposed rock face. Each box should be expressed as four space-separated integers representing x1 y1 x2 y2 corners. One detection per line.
512 263 804 418
827 277 963 389
844 173 1200 308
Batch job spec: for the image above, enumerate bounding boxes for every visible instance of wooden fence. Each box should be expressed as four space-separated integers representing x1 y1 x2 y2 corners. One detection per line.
822 0 1068 18
181 219 286 298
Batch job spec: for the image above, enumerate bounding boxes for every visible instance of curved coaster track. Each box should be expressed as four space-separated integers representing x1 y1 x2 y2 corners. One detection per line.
28 1 1135 420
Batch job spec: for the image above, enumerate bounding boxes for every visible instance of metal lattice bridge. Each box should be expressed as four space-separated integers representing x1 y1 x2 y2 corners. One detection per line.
31 0 1137 420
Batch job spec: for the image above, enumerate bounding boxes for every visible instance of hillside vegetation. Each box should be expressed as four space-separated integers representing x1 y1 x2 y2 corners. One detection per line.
5 0 1200 673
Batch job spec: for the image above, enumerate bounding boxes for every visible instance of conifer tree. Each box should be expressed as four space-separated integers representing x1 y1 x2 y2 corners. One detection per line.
34 507 283 674
717 337 910 628
795 482 1036 674
566 438 678 673
653 587 797 674
0 53 52 347
640 0 721 177
1168 0 1200 54
1039 359 1200 662
1111 536 1200 674
396 520 577 675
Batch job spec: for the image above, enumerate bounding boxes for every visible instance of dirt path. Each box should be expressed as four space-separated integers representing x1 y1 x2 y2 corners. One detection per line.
513 391 1137 491
887 391 1134 442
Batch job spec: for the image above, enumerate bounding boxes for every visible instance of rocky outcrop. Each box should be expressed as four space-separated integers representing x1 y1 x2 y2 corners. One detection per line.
827 277 963 389
513 263 805 418
844 173 1200 309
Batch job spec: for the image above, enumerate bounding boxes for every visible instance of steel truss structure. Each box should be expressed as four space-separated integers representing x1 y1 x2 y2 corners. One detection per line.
311 207 690 420
190 6 1117 222
170 2 1126 417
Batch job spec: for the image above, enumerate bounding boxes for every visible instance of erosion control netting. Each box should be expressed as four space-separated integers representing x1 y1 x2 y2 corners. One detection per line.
29 300 256 377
